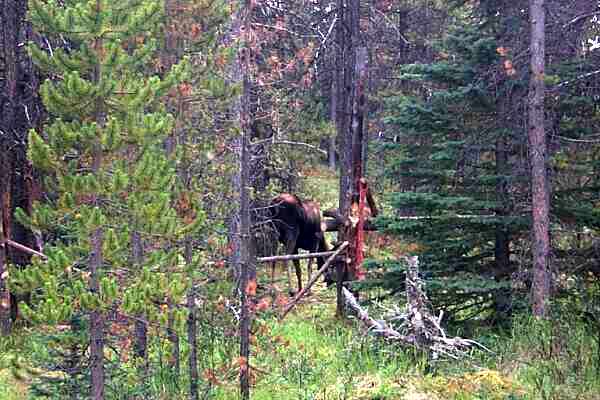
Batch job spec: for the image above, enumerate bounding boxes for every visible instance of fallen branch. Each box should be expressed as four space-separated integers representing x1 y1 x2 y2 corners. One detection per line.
270 140 327 156
257 250 338 263
342 256 491 359
342 286 408 341
3 239 47 259
280 241 348 320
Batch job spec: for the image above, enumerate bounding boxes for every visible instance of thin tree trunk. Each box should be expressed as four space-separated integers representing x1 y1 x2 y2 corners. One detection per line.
529 0 551 318
238 75 254 400
162 0 182 376
235 3 256 398
89 228 105 400
329 77 337 170
131 231 147 367
335 0 349 317
493 134 512 319
0 208 11 335
186 240 199 400
167 301 180 377
90 4 106 396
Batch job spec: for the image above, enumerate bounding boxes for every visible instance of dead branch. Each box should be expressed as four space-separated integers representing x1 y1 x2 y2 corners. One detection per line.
3 239 47 259
257 250 338 263
342 256 491 359
270 140 327 156
280 241 349 319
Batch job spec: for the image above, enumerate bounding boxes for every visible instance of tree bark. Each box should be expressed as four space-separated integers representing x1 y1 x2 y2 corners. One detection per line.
0 208 11 335
529 0 551 318
329 76 337 170
1 0 17 332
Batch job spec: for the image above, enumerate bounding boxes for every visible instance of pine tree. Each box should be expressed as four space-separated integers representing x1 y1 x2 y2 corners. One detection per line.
10 0 194 396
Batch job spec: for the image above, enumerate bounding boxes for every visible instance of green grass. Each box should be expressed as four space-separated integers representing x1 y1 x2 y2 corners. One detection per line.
207 284 412 400
2 290 599 399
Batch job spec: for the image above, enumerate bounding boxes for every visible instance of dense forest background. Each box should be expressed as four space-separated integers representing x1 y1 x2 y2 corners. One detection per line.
1 0 600 399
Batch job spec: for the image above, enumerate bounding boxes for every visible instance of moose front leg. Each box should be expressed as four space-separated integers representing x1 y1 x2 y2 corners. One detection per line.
284 231 299 295
293 257 302 293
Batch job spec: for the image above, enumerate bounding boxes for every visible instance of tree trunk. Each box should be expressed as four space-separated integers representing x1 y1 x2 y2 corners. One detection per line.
528 0 551 318
90 8 106 396
0 205 11 335
329 76 337 170
335 0 350 317
238 75 255 400
1 0 17 333
186 239 199 400
131 231 148 367
167 301 180 377
493 134 512 319
1 0 44 327
89 228 105 400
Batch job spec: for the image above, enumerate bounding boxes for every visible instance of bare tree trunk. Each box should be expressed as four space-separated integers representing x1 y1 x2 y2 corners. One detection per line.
1 0 17 334
529 0 551 318
493 134 512 319
329 77 337 170
0 206 11 335
131 231 148 367
185 238 199 400
234 3 256 399
89 228 105 400
162 0 182 376
167 301 180 378
238 75 255 400
335 0 349 317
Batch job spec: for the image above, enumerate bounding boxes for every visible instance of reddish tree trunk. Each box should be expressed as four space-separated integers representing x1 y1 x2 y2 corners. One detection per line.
529 0 551 318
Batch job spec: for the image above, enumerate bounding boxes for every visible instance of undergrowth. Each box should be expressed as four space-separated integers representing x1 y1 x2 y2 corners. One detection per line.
3 285 599 400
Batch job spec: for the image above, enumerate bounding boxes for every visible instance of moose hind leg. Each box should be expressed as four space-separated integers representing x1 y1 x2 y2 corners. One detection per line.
294 258 302 293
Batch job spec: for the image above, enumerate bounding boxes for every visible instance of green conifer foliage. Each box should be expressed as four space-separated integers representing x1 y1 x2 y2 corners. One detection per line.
379 3 600 322
9 0 198 395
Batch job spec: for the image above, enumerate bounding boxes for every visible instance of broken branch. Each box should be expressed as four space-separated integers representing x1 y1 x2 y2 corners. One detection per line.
280 241 349 319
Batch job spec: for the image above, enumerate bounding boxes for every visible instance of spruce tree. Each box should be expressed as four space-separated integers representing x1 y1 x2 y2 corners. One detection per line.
378 0 600 322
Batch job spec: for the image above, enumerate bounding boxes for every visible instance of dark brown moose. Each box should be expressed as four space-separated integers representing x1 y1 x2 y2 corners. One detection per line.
269 193 329 293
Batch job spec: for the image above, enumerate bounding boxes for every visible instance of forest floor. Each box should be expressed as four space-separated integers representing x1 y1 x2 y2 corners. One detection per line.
1 260 599 399
0 281 528 400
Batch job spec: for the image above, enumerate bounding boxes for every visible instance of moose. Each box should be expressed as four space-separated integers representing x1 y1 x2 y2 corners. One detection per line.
269 193 329 293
